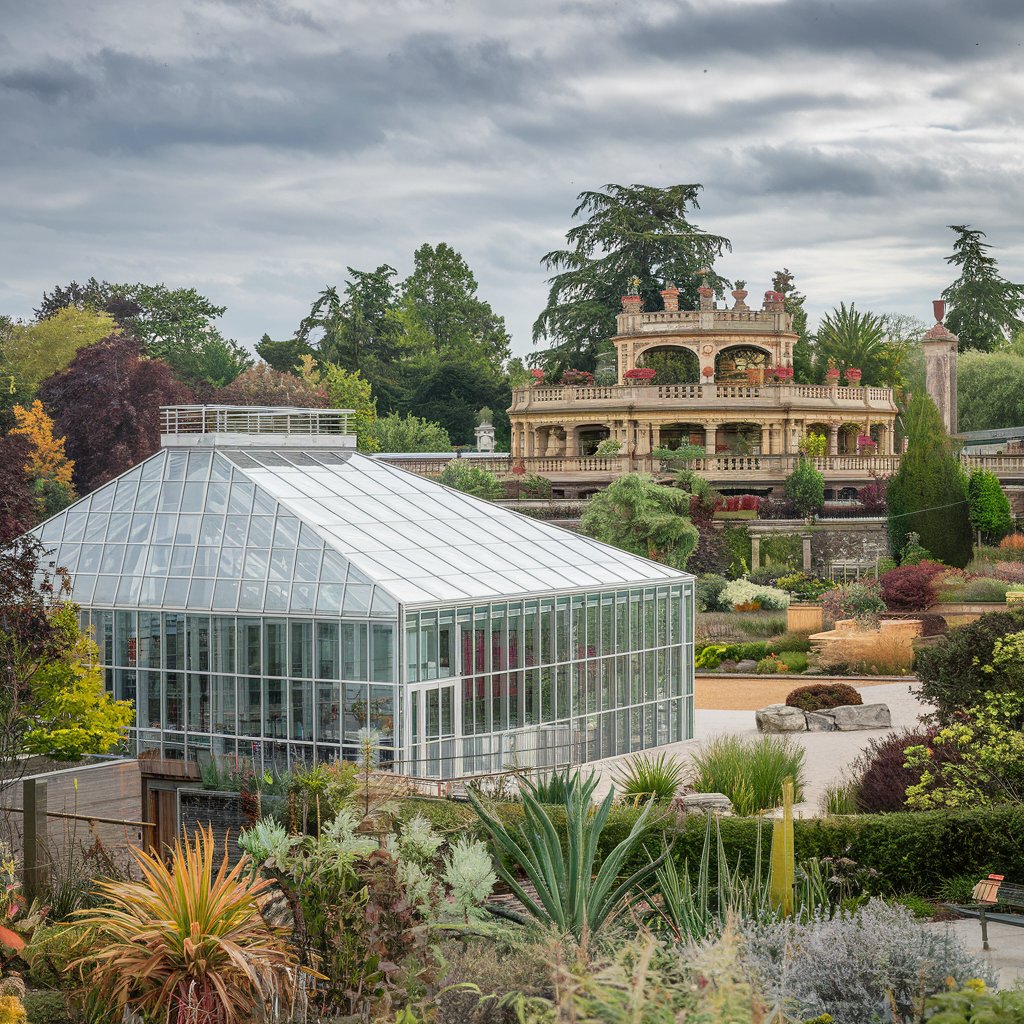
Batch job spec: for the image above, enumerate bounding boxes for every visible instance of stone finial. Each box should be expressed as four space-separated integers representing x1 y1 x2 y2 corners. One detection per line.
933 299 946 323
924 298 957 341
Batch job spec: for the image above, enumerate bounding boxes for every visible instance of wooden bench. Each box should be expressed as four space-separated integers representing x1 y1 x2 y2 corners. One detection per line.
964 874 1024 950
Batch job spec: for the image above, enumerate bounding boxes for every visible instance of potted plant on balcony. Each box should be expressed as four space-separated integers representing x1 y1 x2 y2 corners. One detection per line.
844 367 863 386
560 369 594 387
825 364 841 384
529 368 546 386
621 275 643 312
731 279 748 303
624 367 657 385
702 365 715 381
771 366 794 383
857 433 877 454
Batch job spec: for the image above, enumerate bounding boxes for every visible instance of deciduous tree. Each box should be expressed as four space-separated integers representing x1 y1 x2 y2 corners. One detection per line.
363 412 451 453
534 184 731 373
10 400 76 521
217 362 328 409
0 435 37 545
0 307 118 392
942 225 1024 352
887 391 972 568
957 349 1024 431
783 457 825 519
38 334 193 493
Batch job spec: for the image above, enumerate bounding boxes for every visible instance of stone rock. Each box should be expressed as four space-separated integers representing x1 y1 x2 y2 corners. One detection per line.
678 792 733 815
805 711 837 732
829 703 891 731
755 703 807 733
734 659 759 672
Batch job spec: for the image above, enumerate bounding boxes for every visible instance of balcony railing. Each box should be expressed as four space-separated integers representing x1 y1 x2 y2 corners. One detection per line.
160 405 354 437
510 382 897 412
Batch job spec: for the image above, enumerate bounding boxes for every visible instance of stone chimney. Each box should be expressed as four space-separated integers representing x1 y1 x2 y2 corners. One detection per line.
661 284 680 312
923 299 959 434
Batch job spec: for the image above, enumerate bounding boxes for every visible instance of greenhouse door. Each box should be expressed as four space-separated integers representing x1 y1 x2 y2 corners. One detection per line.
408 681 459 779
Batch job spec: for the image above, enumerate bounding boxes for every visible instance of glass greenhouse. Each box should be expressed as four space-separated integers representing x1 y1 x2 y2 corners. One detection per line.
30 407 695 778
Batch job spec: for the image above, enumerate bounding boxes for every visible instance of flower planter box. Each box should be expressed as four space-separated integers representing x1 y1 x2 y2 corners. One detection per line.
787 602 823 634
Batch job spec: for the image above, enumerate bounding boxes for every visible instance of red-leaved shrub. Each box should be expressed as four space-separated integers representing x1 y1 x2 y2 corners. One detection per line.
879 560 945 611
850 728 939 812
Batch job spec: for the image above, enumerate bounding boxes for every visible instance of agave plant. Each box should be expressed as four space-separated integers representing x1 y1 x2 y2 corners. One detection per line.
613 752 687 802
72 826 295 1024
520 764 594 804
467 772 665 946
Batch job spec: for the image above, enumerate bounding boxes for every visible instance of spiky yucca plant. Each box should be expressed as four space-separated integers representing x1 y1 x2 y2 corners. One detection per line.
71 826 295 1024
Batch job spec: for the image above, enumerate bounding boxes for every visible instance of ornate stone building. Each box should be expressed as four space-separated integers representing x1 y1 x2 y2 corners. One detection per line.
508 284 902 496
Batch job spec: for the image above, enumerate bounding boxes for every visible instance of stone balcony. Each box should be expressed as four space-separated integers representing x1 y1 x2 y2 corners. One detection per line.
509 382 899 415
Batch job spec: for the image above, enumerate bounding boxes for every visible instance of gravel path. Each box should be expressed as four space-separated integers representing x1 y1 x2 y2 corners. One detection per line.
593 681 932 816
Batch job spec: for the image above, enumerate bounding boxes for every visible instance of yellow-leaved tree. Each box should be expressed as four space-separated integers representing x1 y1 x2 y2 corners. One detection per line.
10 400 76 521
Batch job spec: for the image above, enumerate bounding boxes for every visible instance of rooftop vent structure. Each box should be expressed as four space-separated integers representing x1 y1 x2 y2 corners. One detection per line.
160 405 355 449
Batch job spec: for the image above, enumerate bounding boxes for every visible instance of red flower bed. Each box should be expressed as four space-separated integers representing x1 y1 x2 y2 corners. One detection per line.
560 368 594 387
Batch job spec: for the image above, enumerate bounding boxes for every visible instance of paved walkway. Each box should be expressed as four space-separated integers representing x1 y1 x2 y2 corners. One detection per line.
924 917 1024 988
593 681 930 815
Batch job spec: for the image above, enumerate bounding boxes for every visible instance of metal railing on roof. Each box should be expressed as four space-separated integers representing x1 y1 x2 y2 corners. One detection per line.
160 405 354 436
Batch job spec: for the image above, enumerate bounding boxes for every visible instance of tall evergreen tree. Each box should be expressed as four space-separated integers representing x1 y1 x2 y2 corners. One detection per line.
967 468 1013 545
886 392 972 568
942 225 1024 352
534 184 731 374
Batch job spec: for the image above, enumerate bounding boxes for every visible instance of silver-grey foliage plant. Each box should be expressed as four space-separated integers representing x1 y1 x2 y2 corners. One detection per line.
739 898 997 1024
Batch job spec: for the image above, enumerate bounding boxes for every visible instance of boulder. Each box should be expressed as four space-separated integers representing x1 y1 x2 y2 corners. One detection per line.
805 711 837 732
678 792 733 815
734 659 759 673
828 703 891 731
755 703 807 733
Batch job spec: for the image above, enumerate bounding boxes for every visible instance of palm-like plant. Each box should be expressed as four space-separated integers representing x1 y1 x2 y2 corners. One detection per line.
467 773 666 946
72 826 295 1024
814 302 894 386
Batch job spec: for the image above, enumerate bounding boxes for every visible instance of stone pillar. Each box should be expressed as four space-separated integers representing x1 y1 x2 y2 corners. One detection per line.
828 423 839 456
475 423 496 453
661 286 679 312
923 301 959 434
801 534 813 571
750 535 761 570
705 423 717 455
760 425 770 455
652 423 661 450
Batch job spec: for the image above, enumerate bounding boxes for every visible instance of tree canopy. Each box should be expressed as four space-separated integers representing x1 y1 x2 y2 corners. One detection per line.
533 184 731 373
364 412 452 453
957 348 1024 432
813 303 909 387
579 474 698 569
886 391 972 568
967 468 1013 545
942 225 1024 352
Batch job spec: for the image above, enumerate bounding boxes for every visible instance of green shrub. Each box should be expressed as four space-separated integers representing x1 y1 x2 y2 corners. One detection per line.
786 682 863 712
760 534 804 570
734 613 788 638
778 651 808 672
784 456 825 519
404 799 1024 899
947 576 1011 603
775 572 835 601
690 735 805 815
722 524 752 577
437 460 505 500
695 573 729 612
770 633 813 653
730 641 770 661
925 984 1024 1022
23 992 73 1024
755 656 780 674
695 644 728 670
893 893 936 919
914 609 1024 717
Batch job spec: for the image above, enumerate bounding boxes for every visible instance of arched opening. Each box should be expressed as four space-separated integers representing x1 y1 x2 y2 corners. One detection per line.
636 345 700 384
717 422 761 455
576 424 611 456
659 422 705 450
714 345 770 383
837 422 861 455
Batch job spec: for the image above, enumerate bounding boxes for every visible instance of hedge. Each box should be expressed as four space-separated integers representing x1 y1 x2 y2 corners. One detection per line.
402 799 1024 898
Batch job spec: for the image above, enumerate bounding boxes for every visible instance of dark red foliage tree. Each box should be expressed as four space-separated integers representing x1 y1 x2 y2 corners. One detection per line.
0 434 37 545
216 364 329 408
38 334 193 494
878 560 946 611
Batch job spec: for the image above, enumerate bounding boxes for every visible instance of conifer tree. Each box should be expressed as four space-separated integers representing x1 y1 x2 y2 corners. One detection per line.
887 392 972 567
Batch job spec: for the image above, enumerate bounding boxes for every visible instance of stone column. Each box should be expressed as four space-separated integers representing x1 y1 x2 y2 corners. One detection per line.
923 302 959 434
705 423 718 455
828 423 839 456
760 425 770 456
801 534 813 571
750 535 761 570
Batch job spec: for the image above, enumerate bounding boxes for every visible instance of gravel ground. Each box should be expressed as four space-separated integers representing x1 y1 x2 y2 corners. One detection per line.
593 680 931 816
923 917 1024 988
694 673 903 710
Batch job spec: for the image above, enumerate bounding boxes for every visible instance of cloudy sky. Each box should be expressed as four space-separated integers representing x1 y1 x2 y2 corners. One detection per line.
2 0 1023 358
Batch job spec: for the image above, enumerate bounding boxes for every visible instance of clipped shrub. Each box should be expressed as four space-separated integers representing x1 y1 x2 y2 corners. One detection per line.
758 496 797 520
785 683 862 712
774 572 835 602
848 728 936 813
720 578 790 612
695 573 728 612
878 560 945 610
914 609 1024 717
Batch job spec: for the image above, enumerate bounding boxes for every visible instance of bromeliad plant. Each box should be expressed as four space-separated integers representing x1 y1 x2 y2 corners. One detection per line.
467 773 666 947
71 826 294 1024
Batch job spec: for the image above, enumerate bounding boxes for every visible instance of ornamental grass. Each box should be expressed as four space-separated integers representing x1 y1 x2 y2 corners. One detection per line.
71 826 295 1024
690 735 805 816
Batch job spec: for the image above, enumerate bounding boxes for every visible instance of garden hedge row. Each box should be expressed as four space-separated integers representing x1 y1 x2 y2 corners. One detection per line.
403 798 1024 897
